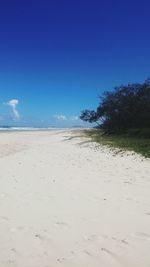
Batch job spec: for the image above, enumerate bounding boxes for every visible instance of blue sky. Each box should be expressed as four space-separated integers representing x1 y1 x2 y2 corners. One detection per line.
0 0 150 127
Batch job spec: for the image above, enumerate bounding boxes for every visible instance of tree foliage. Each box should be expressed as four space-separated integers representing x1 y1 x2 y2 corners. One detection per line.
80 79 150 133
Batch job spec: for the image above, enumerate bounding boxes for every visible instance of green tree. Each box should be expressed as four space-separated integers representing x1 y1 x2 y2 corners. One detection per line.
80 79 150 133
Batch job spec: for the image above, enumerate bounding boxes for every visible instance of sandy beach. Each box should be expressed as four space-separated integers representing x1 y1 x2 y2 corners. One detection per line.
0 129 150 267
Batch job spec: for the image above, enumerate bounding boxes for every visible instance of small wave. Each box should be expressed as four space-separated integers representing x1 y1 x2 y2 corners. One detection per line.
0 127 54 131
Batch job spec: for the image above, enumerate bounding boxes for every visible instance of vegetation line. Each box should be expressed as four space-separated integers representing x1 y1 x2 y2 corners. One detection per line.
83 129 150 158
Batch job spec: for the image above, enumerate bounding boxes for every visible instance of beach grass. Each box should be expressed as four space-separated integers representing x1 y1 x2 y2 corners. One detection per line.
83 129 150 158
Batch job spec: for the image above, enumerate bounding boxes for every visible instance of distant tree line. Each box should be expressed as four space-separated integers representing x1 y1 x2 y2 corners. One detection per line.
80 79 150 135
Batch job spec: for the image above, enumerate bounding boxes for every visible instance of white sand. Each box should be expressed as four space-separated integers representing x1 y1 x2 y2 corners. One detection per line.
0 130 150 267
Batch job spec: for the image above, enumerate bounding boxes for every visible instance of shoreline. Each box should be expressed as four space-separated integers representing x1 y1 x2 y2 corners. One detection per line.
0 127 86 133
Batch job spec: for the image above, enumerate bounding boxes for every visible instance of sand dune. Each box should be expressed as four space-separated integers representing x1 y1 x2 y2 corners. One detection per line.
0 130 150 267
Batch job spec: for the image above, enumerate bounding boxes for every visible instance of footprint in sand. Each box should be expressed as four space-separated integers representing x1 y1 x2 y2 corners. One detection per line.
83 234 96 242
35 233 52 245
100 248 127 266
54 221 70 228
83 234 104 243
112 237 129 245
11 248 17 253
83 250 94 257
57 258 66 263
35 234 45 240
132 232 150 241
6 259 16 265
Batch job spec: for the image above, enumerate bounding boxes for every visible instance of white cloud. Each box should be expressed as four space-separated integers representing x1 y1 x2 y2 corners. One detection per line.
54 115 80 122
70 116 79 121
54 115 67 120
7 99 20 121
